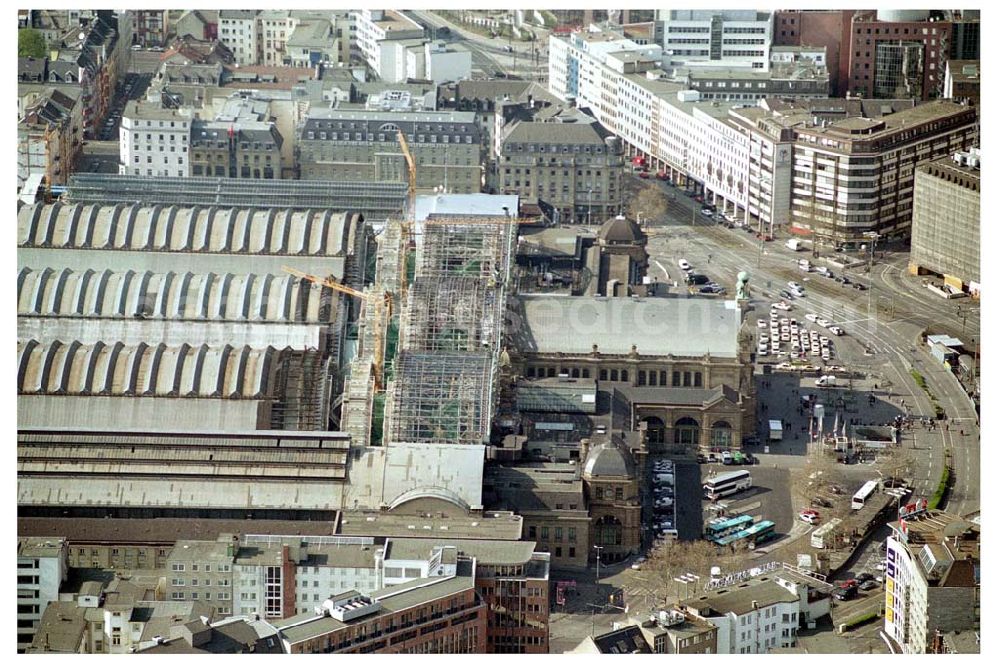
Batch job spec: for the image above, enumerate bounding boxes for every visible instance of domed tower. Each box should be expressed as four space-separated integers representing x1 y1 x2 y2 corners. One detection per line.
582 440 642 562
585 215 649 296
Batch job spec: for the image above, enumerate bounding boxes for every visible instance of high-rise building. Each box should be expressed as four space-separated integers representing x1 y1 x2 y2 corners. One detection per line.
908 150 980 294
884 509 980 654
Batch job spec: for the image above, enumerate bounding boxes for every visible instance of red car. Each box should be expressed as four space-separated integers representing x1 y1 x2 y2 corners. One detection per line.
655 171 669 181
638 170 650 179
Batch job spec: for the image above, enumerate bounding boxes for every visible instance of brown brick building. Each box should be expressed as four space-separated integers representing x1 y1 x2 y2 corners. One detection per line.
582 440 643 563
772 10 855 96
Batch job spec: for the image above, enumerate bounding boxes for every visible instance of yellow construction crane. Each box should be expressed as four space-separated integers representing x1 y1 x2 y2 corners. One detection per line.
396 129 417 301
282 266 392 391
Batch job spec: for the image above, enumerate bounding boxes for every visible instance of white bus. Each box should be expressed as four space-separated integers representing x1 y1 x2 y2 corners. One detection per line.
851 480 880 510
703 470 753 501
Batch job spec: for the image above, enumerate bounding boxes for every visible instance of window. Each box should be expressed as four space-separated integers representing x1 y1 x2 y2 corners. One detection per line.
171 564 185 572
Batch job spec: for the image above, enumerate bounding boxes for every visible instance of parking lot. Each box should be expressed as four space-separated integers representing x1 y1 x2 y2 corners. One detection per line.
699 463 795 541
755 306 844 365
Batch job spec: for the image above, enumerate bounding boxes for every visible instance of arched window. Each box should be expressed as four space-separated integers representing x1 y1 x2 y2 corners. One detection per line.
621 369 629 382
595 515 623 547
711 420 732 448
644 416 665 444
674 417 700 446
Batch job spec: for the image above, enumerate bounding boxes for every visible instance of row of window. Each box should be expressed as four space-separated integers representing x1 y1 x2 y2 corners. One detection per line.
525 366 705 387
170 578 230 586
527 525 578 542
171 563 231 572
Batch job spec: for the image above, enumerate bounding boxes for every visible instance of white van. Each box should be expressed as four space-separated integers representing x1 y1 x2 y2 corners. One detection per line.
677 259 691 271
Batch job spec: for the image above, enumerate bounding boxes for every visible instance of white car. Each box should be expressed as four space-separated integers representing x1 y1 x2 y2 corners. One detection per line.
828 326 845 336
700 208 714 218
817 317 831 328
805 313 819 323
771 301 792 311
787 281 805 292
631 556 647 571
678 259 691 271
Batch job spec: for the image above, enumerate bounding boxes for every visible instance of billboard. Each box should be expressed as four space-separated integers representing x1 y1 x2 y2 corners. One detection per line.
883 537 908 645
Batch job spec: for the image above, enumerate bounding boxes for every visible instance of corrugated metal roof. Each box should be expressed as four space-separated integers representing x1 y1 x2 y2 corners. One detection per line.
17 339 290 397
18 203 352 257
17 267 332 324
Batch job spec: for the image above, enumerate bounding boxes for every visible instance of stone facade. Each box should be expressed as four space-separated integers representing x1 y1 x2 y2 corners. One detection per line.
581 440 642 563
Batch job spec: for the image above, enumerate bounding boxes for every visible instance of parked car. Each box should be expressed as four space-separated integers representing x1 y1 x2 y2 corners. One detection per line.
721 451 733 465
834 586 858 601
856 573 875 583
771 301 792 311
811 496 833 508
677 259 691 271
860 580 879 591
686 274 710 285
700 208 714 218
853 282 868 291
631 556 647 571
799 512 820 525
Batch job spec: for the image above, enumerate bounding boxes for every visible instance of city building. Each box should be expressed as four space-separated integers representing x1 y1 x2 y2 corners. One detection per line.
586 216 649 295
255 10 295 66
119 100 192 177
354 9 425 79
509 295 754 452
286 19 339 67
498 115 623 225
218 10 258 65
272 558 487 654
783 99 977 242
17 537 68 653
29 586 214 654
136 615 284 654
485 463 591 570
658 9 774 71
570 625 652 653
847 11 952 100
944 60 980 105
298 109 482 193
679 566 833 654
948 11 980 60
378 538 550 653
133 9 167 47
772 10 855 96
582 439 642 563
17 86 83 192
189 119 282 179
633 608 719 654
909 150 980 294
172 9 219 42
884 509 980 654
675 48 831 101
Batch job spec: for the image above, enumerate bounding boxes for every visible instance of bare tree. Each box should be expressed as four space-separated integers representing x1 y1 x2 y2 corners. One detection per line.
628 184 669 225
636 538 751 607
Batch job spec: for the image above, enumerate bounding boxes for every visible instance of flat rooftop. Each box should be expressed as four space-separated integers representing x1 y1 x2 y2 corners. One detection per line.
337 509 523 541
513 295 741 358
18 517 340 544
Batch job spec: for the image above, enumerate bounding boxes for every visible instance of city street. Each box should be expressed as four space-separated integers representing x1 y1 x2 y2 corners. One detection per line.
632 174 979 520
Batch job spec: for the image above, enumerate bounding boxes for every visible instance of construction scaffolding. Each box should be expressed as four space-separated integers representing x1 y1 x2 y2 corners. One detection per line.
418 217 515 282
385 351 492 445
66 174 407 219
403 277 500 353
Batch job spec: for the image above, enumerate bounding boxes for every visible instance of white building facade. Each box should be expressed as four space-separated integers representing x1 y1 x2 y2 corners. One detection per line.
659 9 774 71
218 10 259 66
119 102 191 178
17 538 68 653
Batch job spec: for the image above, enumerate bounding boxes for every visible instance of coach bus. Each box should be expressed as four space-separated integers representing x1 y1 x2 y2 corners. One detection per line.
703 470 753 501
704 515 754 542
714 520 777 549
851 480 880 510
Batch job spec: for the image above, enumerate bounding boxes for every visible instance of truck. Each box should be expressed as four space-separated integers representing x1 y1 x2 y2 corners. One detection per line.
786 239 802 251
769 419 783 441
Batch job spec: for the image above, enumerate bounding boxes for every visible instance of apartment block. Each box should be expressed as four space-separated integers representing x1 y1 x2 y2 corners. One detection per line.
909 150 980 293
218 10 258 65
679 567 832 654
498 115 623 224
298 109 482 193
166 539 236 616
884 510 980 654
189 120 282 179
119 100 192 177
17 537 68 653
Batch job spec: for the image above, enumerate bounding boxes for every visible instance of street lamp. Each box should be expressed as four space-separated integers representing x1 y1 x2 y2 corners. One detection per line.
588 188 593 226
862 231 879 336
594 545 604 582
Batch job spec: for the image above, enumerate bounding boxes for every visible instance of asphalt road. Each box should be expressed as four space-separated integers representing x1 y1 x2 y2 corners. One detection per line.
407 10 548 81
633 173 979 520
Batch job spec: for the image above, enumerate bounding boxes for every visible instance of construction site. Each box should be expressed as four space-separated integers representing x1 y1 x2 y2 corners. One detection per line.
340 131 521 450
